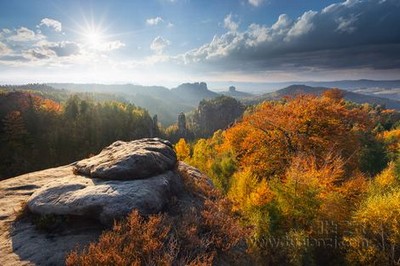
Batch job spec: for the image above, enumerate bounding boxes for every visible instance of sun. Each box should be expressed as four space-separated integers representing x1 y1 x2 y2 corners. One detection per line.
85 30 103 46
84 29 104 48
71 16 114 51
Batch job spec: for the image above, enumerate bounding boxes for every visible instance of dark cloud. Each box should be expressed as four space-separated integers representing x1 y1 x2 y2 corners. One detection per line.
182 0 400 72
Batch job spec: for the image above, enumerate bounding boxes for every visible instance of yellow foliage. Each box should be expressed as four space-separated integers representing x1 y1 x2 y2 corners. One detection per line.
345 188 400 265
379 128 400 158
228 168 260 211
345 163 400 265
175 138 191 161
370 162 399 195
188 131 237 193
249 179 273 207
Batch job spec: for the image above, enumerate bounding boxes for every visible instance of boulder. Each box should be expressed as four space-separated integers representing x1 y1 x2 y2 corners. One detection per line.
27 138 182 225
0 166 105 265
27 170 182 225
74 138 176 180
0 139 214 265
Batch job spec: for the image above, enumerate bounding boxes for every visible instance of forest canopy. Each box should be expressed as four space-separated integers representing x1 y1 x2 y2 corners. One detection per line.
0 91 154 179
1 87 400 265
176 90 400 265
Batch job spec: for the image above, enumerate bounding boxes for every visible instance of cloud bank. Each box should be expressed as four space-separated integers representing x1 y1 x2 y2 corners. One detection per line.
0 0 399 83
182 0 400 73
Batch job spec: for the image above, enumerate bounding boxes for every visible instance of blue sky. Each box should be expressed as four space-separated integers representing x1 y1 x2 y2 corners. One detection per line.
0 0 399 88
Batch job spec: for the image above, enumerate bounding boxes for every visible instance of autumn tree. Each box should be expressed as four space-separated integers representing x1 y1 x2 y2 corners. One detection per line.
175 138 191 161
195 92 387 264
188 130 237 193
379 127 400 161
0 91 154 179
223 93 372 179
345 163 400 265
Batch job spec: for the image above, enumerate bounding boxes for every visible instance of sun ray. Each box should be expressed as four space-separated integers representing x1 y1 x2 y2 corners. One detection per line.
64 9 113 50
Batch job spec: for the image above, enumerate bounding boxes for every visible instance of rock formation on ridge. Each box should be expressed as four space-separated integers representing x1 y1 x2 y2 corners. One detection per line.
0 138 213 265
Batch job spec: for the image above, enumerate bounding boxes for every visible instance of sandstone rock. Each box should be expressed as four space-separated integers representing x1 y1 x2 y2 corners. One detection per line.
0 139 211 265
0 166 105 266
74 138 176 180
27 170 183 225
27 138 182 225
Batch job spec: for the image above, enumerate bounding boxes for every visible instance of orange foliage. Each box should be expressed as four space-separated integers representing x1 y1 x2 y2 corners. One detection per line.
322 88 344 102
223 94 372 179
0 91 61 113
66 164 249 266
66 211 174 266
41 98 61 112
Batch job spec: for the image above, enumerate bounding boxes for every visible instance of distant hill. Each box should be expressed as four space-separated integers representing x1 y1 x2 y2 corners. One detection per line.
219 86 253 99
246 85 400 110
303 80 400 91
351 87 400 101
210 79 400 95
170 82 219 106
47 82 219 126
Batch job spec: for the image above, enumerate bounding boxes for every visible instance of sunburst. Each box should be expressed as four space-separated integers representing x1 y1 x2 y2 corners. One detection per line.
83 27 104 48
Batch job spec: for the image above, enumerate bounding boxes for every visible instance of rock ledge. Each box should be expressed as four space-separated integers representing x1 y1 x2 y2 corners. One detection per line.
27 138 181 225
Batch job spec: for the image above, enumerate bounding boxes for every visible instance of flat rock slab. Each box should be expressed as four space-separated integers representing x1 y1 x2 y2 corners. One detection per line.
0 138 212 265
28 170 182 225
0 166 104 266
74 138 176 180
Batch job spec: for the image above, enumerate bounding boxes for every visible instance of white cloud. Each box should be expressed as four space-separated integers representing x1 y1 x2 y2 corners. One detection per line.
247 24 270 46
146 17 164 26
40 18 62 32
150 36 170 54
271 14 292 32
224 14 239 32
249 0 264 7
20 40 80 60
96 40 125 51
48 41 80 57
23 47 55 60
146 17 174 28
285 11 317 41
0 42 11 56
8 27 39 42
336 15 358 33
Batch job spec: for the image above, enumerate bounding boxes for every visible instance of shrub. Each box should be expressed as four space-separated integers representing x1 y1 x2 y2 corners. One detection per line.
66 164 250 265
345 163 400 265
